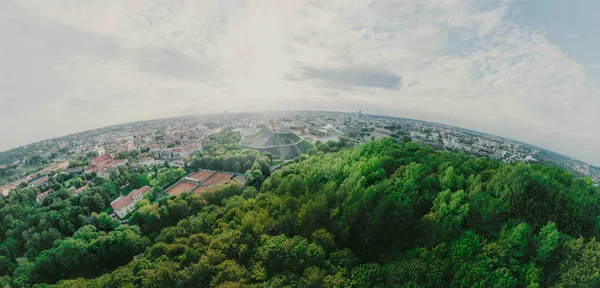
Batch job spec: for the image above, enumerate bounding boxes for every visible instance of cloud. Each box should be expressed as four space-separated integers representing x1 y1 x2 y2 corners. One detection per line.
135 47 219 82
293 66 402 90
0 0 598 165
407 80 421 87
565 33 578 39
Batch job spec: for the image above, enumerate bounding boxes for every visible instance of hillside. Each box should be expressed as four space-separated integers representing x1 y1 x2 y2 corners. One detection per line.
1 138 600 287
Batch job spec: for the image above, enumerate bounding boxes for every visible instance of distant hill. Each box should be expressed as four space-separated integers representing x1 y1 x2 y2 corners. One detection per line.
240 128 312 158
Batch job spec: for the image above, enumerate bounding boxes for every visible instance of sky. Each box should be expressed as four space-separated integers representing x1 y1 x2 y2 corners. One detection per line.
0 0 599 165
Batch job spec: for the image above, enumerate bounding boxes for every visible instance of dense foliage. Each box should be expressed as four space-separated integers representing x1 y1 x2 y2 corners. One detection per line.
0 164 187 287
2 138 600 287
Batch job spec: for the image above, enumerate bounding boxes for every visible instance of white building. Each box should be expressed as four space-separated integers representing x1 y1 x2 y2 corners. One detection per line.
110 186 151 218
136 157 158 167
154 146 198 160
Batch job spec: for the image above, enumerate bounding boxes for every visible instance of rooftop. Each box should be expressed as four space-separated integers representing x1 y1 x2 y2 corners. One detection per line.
92 154 112 166
111 186 151 211
73 185 88 195
36 189 54 201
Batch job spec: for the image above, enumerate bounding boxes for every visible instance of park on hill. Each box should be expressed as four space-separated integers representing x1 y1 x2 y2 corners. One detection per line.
0 133 599 287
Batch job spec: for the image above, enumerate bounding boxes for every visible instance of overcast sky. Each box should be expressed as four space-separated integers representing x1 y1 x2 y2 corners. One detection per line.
1 0 599 165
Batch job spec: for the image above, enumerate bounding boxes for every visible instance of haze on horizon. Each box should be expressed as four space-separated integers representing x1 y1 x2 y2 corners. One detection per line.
1 0 599 165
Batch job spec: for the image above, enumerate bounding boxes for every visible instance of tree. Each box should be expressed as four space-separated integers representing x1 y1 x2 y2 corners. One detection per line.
86 151 99 159
351 263 384 288
129 173 150 189
246 163 264 188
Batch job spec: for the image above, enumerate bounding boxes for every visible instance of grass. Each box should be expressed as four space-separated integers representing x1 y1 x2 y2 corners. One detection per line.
298 139 314 152
281 133 302 143
241 128 265 145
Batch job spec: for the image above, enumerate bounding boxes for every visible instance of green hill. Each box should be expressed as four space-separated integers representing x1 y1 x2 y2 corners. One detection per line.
240 129 311 158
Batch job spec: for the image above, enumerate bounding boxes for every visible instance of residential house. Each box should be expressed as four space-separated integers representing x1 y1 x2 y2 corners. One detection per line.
36 189 54 204
1 183 17 198
28 176 49 188
111 186 152 218
155 148 175 160
155 145 199 160
73 185 88 196
67 166 85 174
91 154 113 167
105 159 128 169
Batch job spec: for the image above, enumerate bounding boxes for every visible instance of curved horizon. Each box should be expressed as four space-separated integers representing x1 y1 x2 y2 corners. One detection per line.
1 110 598 168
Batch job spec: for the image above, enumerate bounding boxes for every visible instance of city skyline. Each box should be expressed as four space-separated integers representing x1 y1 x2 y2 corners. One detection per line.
1 109 599 170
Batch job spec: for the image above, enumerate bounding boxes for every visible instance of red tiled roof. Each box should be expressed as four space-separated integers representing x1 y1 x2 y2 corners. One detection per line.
73 185 88 195
37 189 54 199
137 186 152 195
111 194 133 211
92 154 112 166
111 186 151 211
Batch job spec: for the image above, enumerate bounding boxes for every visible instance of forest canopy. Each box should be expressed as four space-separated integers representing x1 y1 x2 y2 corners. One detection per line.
1 138 600 287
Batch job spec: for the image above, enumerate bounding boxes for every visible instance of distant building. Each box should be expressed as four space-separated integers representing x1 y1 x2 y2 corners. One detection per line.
91 154 113 167
36 189 54 204
67 166 85 174
111 186 151 219
105 159 128 169
73 185 88 196
154 145 198 160
525 155 538 162
28 175 49 188
94 146 106 156
155 148 175 159
1 187 10 198
135 157 158 168
373 128 391 136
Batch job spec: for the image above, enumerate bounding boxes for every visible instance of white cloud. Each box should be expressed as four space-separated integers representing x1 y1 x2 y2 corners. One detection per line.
0 0 598 165
565 33 579 39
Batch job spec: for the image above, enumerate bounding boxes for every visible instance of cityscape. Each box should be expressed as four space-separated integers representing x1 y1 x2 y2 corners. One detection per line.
1 111 598 201
1 110 600 286
2 0 600 285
